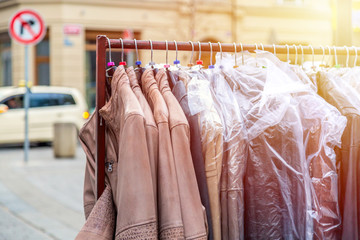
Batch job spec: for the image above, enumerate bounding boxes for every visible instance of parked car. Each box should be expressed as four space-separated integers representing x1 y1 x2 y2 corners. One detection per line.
0 86 89 144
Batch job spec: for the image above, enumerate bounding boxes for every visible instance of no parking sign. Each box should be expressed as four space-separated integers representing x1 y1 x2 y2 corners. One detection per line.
8 9 46 45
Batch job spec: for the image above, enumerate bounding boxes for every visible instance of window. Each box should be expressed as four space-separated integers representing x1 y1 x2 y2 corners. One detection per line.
35 30 50 85
0 32 12 87
1 95 24 109
29 93 75 108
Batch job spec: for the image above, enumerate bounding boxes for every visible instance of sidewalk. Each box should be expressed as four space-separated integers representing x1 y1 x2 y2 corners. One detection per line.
0 145 86 240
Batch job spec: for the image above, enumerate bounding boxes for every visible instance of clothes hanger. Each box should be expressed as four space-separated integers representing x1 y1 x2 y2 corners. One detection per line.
208 42 215 69
233 42 238 68
254 43 258 67
119 38 126 66
260 43 264 51
273 44 276 57
105 36 116 79
325 45 331 68
309 45 315 70
285 44 290 63
333 46 339 68
319 45 325 67
164 40 177 89
344 46 349 68
188 41 194 68
240 42 244 65
299 44 304 69
218 41 223 68
353 46 358 67
173 40 181 67
149 39 158 75
134 39 145 88
293 44 298 65
196 41 203 66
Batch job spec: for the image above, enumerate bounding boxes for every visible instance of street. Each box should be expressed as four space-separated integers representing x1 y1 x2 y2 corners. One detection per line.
0 145 86 240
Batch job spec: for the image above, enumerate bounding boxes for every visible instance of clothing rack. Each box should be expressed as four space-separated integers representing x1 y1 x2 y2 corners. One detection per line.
95 34 360 199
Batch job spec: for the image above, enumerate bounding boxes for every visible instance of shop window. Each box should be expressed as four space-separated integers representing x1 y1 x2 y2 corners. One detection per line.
0 32 12 87
35 30 50 85
85 30 140 110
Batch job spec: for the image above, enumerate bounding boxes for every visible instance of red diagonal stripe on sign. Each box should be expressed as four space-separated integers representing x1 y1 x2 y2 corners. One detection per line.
18 16 37 38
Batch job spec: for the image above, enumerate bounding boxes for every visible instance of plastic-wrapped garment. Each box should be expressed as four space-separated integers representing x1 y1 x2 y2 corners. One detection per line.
216 52 346 239
185 68 224 240
316 70 360 240
202 66 248 240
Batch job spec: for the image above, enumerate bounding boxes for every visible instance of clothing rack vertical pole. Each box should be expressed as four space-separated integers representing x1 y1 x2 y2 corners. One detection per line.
96 35 107 199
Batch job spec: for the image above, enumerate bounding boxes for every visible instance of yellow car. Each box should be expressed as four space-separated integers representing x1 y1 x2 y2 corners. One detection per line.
0 86 89 144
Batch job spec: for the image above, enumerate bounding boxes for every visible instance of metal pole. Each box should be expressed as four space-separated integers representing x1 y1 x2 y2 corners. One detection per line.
24 44 29 162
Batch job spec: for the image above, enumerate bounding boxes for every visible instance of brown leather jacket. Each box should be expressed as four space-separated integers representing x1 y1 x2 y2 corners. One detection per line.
141 69 185 239
156 69 208 239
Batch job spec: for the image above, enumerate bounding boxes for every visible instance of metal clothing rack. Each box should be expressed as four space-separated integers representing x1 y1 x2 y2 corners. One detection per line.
95 34 359 199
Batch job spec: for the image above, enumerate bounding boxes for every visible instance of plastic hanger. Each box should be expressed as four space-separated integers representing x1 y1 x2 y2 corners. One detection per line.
105 36 116 79
319 45 325 67
164 40 177 89
240 42 244 65
299 44 304 69
334 46 339 68
285 44 290 63
326 45 331 68
273 44 277 57
309 45 315 70
173 40 181 68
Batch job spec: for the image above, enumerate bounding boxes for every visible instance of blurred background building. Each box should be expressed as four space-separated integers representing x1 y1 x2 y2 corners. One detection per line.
0 0 355 110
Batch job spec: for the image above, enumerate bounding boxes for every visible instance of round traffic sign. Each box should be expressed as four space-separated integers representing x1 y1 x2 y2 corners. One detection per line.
8 9 46 45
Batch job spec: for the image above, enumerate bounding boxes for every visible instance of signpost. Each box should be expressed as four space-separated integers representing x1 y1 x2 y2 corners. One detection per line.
8 9 46 162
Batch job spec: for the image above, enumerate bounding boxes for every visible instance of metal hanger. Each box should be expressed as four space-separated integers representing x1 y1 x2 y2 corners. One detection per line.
260 43 264 51
188 41 194 67
353 46 358 67
119 38 126 66
208 42 214 69
165 40 177 89
309 45 315 69
173 40 180 67
218 41 223 68
344 46 349 68
149 39 158 74
320 45 325 67
285 44 290 63
326 45 331 68
299 44 304 68
293 44 298 65
240 42 244 65
233 42 238 68
134 39 145 87
334 46 338 67
196 41 203 66
105 36 116 78
273 44 276 57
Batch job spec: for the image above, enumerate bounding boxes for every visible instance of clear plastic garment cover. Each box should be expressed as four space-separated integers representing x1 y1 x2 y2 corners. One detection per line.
185 51 346 239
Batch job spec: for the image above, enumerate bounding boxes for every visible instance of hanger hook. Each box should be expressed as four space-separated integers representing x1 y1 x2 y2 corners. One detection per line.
320 45 325 66
119 38 124 63
273 44 276 56
254 43 258 51
189 41 194 66
105 36 113 65
149 39 154 66
198 41 202 61
344 46 349 68
326 45 331 67
240 42 244 65
233 42 238 67
309 45 314 67
134 39 141 66
218 42 223 61
334 46 338 66
174 40 180 65
209 42 214 68
353 46 358 67
299 44 304 67
293 44 298 65
285 44 289 63
260 43 264 51
165 40 169 65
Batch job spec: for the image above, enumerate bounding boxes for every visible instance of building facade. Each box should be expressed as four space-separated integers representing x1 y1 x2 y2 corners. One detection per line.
0 0 334 109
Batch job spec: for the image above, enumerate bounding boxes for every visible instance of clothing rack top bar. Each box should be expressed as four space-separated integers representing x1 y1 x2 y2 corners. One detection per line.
102 37 359 56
